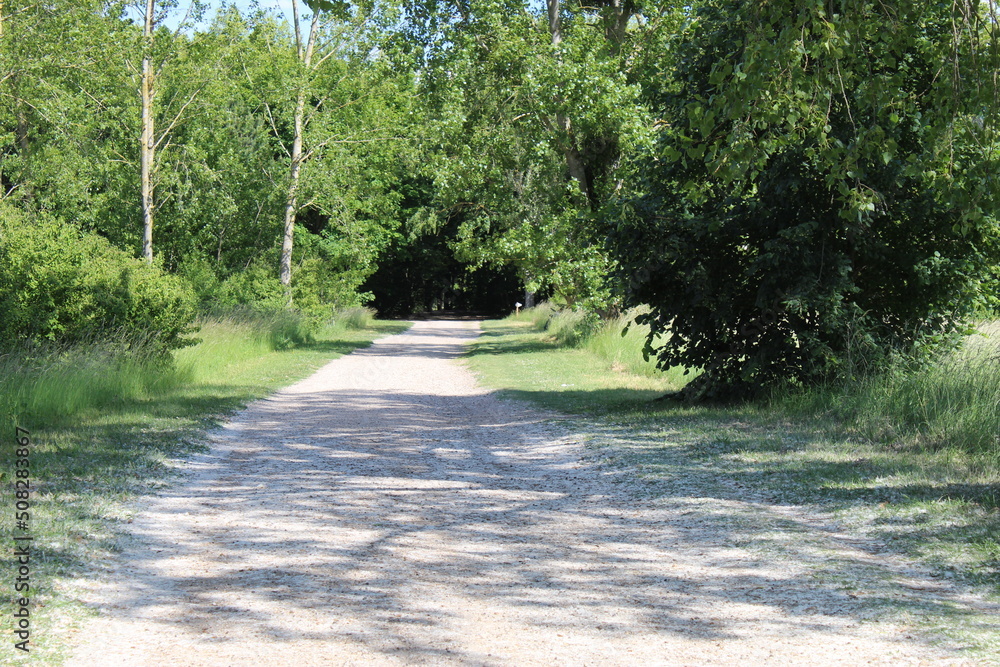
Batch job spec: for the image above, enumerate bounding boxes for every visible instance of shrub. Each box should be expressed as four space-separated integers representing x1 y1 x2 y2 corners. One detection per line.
0 205 196 353
610 1 1000 400
211 251 367 329
177 256 222 309
215 260 288 312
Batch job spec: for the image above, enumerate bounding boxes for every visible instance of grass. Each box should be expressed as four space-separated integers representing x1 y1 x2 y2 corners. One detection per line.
332 306 376 330
826 321 1000 462
0 314 409 663
465 319 682 415
464 312 1000 661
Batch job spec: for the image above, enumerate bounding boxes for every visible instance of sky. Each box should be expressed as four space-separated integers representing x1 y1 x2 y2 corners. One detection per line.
211 0 296 20
157 0 298 30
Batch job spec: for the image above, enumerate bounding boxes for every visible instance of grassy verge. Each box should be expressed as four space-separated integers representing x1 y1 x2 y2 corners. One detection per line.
1 315 409 663
465 316 1000 660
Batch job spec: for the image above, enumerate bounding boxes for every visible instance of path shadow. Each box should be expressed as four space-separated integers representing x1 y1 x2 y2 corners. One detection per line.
93 378 996 663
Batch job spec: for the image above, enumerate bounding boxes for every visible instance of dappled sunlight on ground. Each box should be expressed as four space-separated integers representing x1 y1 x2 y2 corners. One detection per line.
65 321 985 665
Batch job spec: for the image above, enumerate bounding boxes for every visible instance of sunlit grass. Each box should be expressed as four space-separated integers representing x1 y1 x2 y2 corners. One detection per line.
841 322 1000 462
0 315 410 663
466 315 1000 660
465 319 684 415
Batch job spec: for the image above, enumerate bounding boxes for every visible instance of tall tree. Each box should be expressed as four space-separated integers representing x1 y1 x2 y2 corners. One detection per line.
277 0 321 289
136 0 205 261
405 0 668 307
238 0 415 308
140 0 155 260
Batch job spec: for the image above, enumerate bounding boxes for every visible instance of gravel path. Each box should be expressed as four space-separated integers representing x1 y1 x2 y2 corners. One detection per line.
65 320 978 665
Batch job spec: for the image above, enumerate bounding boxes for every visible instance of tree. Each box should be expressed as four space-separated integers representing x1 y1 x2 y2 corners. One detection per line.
137 0 205 261
0 0 126 210
405 0 663 308
236 0 415 309
140 0 156 260
610 0 1000 400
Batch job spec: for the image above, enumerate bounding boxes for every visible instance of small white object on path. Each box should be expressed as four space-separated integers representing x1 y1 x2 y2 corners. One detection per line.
64 320 978 666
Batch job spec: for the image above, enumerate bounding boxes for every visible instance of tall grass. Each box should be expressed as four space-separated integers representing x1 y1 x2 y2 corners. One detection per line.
584 311 658 376
828 322 1000 459
509 303 595 345
508 303 695 385
508 301 558 330
0 342 190 426
0 309 324 428
547 309 599 346
333 306 376 330
172 317 276 384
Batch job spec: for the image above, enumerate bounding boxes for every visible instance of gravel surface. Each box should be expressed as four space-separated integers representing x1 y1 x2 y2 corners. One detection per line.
64 320 981 665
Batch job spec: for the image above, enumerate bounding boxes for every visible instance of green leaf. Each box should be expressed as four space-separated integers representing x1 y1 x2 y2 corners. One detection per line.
303 0 349 15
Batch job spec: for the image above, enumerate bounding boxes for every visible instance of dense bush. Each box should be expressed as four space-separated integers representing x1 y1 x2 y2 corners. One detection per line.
213 259 288 313
180 237 373 330
0 206 196 352
611 0 1000 401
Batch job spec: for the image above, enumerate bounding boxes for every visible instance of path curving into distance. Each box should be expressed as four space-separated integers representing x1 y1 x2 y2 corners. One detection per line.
65 319 975 665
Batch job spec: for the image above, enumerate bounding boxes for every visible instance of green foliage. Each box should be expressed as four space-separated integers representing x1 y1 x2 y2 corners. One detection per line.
409 0 660 308
4 0 999 376
214 259 288 312
2 3 414 321
0 205 196 352
611 0 1000 400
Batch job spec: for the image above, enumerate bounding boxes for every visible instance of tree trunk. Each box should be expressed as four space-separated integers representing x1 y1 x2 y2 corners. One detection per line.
279 90 306 289
546 0 561 45
603 0 634 49
278 1 320 297
546 0 591 207
140 0 155 262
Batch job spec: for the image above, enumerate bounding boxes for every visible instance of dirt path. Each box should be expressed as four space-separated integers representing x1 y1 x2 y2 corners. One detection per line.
65 320 978 665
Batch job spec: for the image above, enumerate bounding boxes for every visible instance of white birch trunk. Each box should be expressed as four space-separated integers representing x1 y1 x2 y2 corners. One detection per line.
279 1 321 296
140 0 155 262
